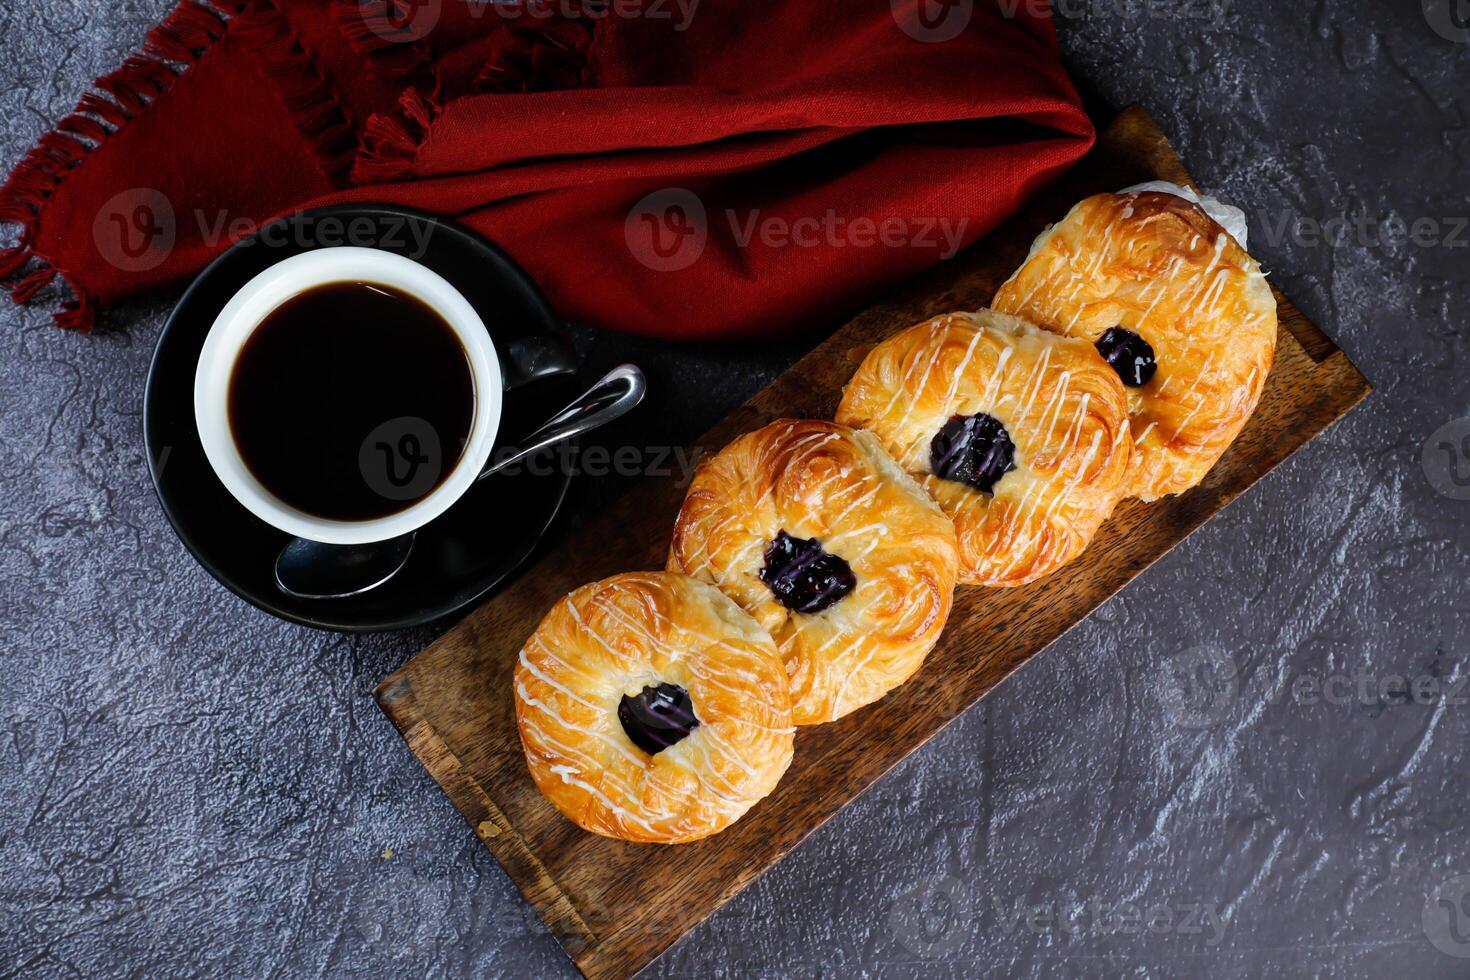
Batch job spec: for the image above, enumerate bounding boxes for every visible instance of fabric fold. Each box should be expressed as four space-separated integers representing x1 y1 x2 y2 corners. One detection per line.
0 0 1095 341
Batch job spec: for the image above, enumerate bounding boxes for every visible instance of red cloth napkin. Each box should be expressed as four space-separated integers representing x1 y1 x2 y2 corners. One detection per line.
0 0 1092 340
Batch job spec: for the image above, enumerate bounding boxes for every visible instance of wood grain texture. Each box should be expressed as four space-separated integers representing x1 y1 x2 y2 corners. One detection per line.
374 106 1371 980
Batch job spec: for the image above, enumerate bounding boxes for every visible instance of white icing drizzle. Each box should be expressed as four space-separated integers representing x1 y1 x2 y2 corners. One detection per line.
828 481 881 526
516 578 793 838
890 323 950 430
879 320 948 419
832 642 881 717
935 325 986 420
519 685 674 827
994 191 1270 493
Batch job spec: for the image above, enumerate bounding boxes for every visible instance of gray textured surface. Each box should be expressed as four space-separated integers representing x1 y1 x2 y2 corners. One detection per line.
3 2 1468 977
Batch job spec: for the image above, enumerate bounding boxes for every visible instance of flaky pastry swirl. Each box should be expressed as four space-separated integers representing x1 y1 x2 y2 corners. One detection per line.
515 571 794 844
836 310 1132 587
993 191 1277 501
668 419 958 725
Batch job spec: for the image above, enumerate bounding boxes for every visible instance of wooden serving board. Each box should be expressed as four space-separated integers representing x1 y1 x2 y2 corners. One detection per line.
375 106 1370 979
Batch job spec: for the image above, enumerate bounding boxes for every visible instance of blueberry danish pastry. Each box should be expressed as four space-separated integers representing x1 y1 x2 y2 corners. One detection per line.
668 420 958 725
515 571 794 844
836 310 1132 588
992 189 1278 502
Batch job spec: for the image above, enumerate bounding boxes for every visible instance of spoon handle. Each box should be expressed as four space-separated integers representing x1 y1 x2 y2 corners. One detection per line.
480 364 647 480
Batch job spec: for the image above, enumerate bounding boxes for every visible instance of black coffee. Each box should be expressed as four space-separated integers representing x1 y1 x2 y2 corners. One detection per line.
228 281 475 522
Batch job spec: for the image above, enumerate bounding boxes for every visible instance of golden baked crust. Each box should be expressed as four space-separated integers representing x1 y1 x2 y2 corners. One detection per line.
992 191 1278 501
668 419 957 725
514 571 794 844
835 310 1132 587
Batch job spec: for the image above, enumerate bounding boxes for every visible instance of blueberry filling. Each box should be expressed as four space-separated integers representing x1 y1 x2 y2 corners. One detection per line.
618 683 699 755
1095 326 1157 387
759 531 856 614
930 413 1016 493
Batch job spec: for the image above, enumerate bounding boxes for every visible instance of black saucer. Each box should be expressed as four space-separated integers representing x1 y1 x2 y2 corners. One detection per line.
144 205 574 632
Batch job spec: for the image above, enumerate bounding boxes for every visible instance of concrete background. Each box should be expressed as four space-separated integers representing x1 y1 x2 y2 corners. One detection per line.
3 2 1469 977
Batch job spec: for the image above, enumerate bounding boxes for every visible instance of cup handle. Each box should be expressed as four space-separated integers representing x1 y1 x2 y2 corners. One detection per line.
502 334 579 392
480 364 646 482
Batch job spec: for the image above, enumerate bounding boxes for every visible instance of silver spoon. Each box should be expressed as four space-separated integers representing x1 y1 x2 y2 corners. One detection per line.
274 364 646 600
